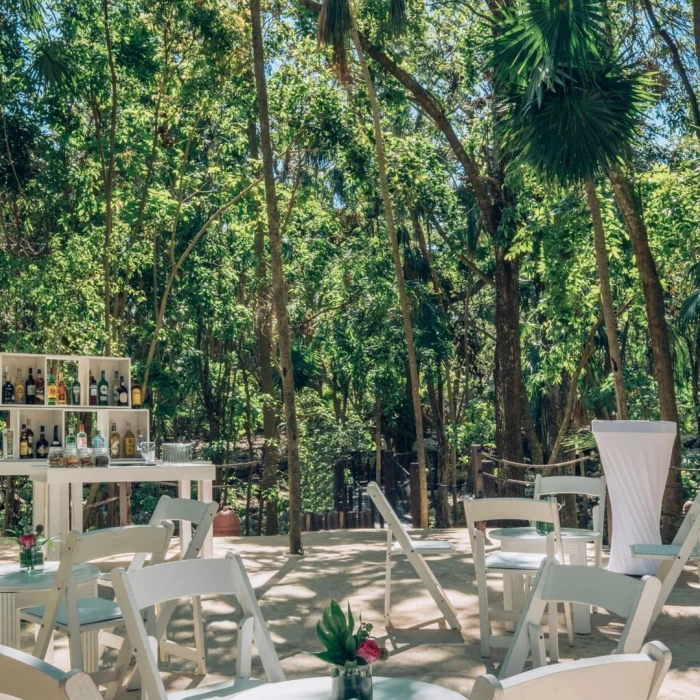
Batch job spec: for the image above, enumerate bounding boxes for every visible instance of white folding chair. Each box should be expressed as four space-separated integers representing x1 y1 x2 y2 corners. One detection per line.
99 495 218 675
499 557 661 679
19 524 174 687
110 553 286 700
366 481 460 629
465 497 572 658
534 474 606 569
472 641 671 700
0 644 103 700
630 488 700 628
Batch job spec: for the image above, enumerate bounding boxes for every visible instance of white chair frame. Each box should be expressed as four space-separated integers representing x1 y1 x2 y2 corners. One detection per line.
499 557 662 679
366 481 460 629
110 552 286 700
630 488 700 628
472 641 671 700
20 523 174 687
465 497 571 658
534 474 606 569
0 643 103 700
100 495 218 675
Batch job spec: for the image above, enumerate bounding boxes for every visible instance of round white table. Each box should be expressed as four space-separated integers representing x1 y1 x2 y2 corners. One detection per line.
0 561 100 648
490 526 600 634
236 677 466 699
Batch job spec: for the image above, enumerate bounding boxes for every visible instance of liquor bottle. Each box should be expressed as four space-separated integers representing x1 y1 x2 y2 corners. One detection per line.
111 371 120 406
51 425 61 447
131 377 142 408
98 371 109 406
25 368 35 405
88 370 97 406
36 426 49 459
35 369 45 404
2 366 14 404
109 422 120 458
57 373 67 406
47 370 58 406
123 423 135 458
93 430 105 450
3 416 14 458
71 377 81 406
118 376 129 406
76 423 88 449
14 368 25 404
19 424 28 459
136 428 145 457
26 419 34 458
65 424 76 449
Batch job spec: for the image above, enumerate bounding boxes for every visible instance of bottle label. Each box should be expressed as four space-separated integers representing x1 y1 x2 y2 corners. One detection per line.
15 386 25 400
77 436 87 449
38 444 48 457
132 388 141 406
27 385 35 396
48 386 58 401
119 389 128 405
125 437 135 457
110 438 120 457
20 442 28 457
100 386 108 397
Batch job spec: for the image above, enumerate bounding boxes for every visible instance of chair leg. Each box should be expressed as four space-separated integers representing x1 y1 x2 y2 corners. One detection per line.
104 639 133 700
81 630 100 674
193 596 207 675
477 571 491 658
384 552 392 625
547 601 559 664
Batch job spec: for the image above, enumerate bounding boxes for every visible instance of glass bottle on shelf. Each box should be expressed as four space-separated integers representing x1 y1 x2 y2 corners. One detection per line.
109 422 120 458
51 425 61 447
71 377 81 405
26 419 34 458
65 424 76 449
131 376 141 408
57 373 67 406
77 424 88 450
98 371 109 406
111 371 120 406
93 430 105 450
136 428 145 458
25 368 35 405
35 369 45 405
3 416 14 458
19 424 28 459
14 369 25 404
36 426 49 459
123 423 135 458
118 376 129 406
2 367 14 404
47 370 57 406
88 370 97 406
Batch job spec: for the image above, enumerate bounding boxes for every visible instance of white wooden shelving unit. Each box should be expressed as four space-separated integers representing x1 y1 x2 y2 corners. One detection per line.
0 353 148 461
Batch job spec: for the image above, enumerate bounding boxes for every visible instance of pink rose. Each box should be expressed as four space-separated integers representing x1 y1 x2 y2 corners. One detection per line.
19 534 35 549
356 639 381 665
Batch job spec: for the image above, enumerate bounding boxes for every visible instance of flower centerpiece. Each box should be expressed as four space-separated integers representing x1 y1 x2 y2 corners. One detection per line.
313 600 388 700
4 522 54 573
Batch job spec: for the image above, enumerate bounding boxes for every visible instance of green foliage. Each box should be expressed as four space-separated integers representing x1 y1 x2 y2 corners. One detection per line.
313 600 374 666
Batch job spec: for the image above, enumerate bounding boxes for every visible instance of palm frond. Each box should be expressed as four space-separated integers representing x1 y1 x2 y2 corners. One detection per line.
318 0 352 82
389 0 407 36
27 39 73 91
681 290 700 325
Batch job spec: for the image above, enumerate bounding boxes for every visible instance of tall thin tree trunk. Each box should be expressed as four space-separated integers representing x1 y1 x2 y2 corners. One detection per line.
250 0 302 554
609 166 681 542
585 179 629 419
375 395 382 484
248 118 279 536
350 27 429 527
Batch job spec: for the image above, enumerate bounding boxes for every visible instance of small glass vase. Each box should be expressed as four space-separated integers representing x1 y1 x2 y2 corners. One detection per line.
19 546 44 573
331 662 372 700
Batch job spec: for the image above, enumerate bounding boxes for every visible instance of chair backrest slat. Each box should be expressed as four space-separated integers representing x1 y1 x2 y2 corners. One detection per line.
73 524 175 565
473 641 671 700
367 482 417 552
534 475 606 499
0 644 103 700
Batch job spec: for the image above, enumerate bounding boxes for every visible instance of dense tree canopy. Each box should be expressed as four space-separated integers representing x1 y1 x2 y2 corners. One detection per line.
2 0 700 537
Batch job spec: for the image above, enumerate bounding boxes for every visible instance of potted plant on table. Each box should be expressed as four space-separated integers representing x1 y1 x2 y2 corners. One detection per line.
313 600 388 700
4 522 55 573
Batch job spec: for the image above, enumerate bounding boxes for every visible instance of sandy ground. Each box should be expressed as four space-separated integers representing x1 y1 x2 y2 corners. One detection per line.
1 528 699 698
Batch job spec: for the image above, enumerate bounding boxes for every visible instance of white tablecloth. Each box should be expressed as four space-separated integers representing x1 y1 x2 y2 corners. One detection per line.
592 420 676 575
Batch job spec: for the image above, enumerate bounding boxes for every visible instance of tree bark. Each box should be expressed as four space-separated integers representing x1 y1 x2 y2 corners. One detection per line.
350 26 429 527
585 179 629 419
250 0 303 555
427 374 450 528
694 0 700 69
609 166 681 542
248 118 280 536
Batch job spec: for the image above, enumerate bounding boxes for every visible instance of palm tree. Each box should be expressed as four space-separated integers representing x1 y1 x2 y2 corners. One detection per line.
316 0 430 526
491 0 645 422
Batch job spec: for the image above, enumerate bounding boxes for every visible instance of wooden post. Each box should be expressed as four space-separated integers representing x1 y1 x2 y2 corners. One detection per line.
384 453 396 509
119 483 128 526
409 462 423 529
471 444 484 499
334 460 345 511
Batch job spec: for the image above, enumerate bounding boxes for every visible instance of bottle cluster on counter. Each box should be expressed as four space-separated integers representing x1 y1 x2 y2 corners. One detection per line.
2 365 142 408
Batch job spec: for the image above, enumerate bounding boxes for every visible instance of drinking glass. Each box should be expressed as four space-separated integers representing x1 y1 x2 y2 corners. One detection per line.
141 442 156 465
